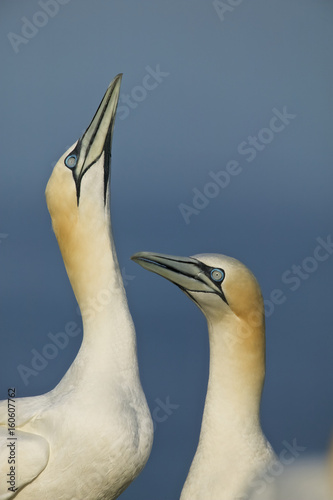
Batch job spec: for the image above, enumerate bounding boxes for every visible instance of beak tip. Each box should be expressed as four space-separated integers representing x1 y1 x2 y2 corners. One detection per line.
106 73 122 95
131 252 144 263
113 73 123 86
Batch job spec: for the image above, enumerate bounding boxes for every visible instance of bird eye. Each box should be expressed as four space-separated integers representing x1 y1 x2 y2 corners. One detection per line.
210 268 224 282
65 154 77 169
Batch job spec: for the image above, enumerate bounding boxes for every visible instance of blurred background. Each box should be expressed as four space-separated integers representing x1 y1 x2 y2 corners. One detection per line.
0 1 332 498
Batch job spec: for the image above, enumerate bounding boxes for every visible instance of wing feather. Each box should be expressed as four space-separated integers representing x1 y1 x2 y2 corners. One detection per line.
0 428 49 499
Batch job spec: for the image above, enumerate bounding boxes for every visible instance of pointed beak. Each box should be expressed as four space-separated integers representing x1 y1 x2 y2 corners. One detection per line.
131 251 220 295
80 73 122 169
72 73 122 203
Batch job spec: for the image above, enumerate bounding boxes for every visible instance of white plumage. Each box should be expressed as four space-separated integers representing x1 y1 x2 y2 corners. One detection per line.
132 251 276 500
0 75 153 500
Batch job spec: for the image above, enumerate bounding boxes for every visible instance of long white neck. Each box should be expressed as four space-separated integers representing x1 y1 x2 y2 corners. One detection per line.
204 313 265 430
53 204 139 392
180 312 273 500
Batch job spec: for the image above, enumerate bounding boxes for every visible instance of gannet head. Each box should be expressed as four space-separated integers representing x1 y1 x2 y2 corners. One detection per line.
131 252 264 324
45 75 122 303
45 74 122 239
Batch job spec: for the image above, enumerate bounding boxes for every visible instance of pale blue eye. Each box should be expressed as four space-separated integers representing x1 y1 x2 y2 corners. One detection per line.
211 268 224 282
65 154 77 169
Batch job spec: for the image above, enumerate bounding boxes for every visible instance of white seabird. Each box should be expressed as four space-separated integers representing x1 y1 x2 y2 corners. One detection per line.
132 251 276 500
0 75 153 500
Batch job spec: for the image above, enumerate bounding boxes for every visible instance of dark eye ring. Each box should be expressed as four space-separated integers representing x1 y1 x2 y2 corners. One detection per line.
210 268 224 282
65 154 77 169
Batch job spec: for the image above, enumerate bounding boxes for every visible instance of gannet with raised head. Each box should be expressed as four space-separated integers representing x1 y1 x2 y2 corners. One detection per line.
0 75 153 500
132 251 275 500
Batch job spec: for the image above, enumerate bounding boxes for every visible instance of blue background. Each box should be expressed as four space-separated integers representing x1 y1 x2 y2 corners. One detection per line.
1 1 332 499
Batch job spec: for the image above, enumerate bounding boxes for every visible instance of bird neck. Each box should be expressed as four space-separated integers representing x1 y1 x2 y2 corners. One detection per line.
180 313 268 500
54 208 139 382
203 312 266 435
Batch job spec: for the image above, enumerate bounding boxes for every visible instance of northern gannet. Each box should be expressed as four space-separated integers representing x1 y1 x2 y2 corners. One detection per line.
0 75 153 500
132 251 276 500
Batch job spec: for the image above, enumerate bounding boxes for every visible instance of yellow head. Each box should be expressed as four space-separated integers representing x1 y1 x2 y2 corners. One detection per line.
131 251 264 325
45 75 122 304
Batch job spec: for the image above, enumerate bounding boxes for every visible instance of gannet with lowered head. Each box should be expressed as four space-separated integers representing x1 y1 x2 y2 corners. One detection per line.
132 251 276 500
0 75 153 500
